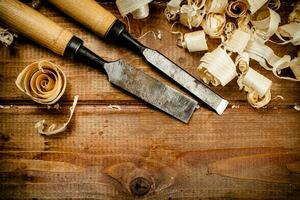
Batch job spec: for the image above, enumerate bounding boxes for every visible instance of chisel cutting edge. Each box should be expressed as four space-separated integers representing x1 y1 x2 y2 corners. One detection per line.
48 0 229 115
0 0 198 123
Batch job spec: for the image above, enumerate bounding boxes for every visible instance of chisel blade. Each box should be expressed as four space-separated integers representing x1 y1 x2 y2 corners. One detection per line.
104 60 199 123
142 48 228 115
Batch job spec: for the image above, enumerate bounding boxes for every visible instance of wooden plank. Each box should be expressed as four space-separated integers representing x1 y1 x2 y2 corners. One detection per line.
1 0 300 199
0 2 299 105
0 105 300 198
1 105 300 152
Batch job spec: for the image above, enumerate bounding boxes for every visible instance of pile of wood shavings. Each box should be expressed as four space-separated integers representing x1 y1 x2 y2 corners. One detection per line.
164 0 300 108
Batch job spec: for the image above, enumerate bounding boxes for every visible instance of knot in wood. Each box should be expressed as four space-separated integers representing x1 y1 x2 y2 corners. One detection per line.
129 177 152 196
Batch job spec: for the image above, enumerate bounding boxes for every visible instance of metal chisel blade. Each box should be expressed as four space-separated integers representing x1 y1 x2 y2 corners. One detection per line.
142 48 228 115
103 60 198 123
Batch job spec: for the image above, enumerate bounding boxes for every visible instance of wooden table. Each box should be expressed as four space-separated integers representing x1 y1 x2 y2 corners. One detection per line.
1 1 300 199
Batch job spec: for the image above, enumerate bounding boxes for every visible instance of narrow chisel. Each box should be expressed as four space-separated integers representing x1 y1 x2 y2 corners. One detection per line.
0 0 199 123
47 0 229 115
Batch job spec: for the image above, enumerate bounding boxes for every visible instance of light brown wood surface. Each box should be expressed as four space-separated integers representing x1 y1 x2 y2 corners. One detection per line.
48 0 117 37
0 1 300 199
0 0 73 55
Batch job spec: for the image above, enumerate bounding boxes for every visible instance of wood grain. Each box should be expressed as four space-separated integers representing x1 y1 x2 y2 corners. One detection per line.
48 0 117 37
0 0 74 55
0 0 300 199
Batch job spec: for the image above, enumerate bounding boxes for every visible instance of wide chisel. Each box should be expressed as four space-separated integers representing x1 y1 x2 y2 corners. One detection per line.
0 0 199 123
47 0 229 115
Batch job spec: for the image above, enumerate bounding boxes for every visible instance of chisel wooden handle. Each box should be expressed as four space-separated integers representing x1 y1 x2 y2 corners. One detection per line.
48 0 117 37
48 0 146 53
0 0 73 55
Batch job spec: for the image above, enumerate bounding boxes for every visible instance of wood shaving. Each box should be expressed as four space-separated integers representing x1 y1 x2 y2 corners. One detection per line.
165 0 183 21
231 104 240 108
116 0 153 19
273 55 300 81
15 60 67 105
35 95 79 136
246 0 268 14
179 3 205 29
275 22 300 46
108 105 121 110
294 105 300 111
236 53 272 108
237 14 252 33
198 47 237 86
206 0 228 13
0 26 18 47
267 0 280 11
201 13 226 38
245 37 291 71
31 0 41 8
0 105 13 109
177 30 208 52
54 103 60 110
226 0 249 18
224 29 251 53
251 7 281 39
273 95 284 100
138 30 162 40
47 103 60 110
289 1 300 23
290 56 300 80
224 22 237 37
239 67 272 98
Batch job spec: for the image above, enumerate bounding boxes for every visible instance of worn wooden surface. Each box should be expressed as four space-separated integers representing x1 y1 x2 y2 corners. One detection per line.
0 1 300 199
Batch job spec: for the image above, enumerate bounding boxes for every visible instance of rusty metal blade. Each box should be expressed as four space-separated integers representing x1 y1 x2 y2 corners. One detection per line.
103 60 198 123
142 48 228 115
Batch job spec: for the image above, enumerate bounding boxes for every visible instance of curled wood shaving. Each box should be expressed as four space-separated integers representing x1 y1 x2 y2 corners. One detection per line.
246 0 268 14
289 2 300 23
273 95 284 100
206 0 228 13
178 30 208 52
224 29 251 53
245 37 291 71
273 55 300 81
267 0 280 11
15 60 67 105
198 47 237 86
164 0 183 21
0 26 18 47
35 95 79 136
224 22 237 37
275 22 300 46
251 7 281 39
226 0 249 18
31 0 41 8
116 0 153 19
201 13 226 38
179 3 205 29
139 30 162 40
294 105 300 111
235 52 250 73
239 67 272 98
237 14 252 33
236 53 272 108
290 56 300 80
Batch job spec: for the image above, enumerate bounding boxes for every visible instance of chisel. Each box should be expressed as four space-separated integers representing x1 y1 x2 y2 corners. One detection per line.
0 0 199 123
47 0 229 115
